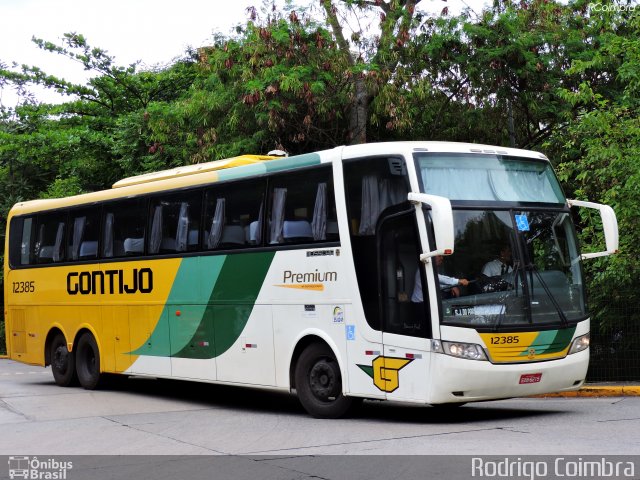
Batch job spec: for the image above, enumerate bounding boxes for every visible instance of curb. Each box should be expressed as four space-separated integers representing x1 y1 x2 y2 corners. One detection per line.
534 385 640 398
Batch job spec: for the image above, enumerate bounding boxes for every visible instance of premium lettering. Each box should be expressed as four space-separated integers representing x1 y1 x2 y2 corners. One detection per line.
283 269 337 284
67 268 153 295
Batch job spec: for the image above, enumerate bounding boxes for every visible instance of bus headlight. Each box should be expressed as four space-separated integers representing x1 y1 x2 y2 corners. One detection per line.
432 339 488 361
568 333 590 355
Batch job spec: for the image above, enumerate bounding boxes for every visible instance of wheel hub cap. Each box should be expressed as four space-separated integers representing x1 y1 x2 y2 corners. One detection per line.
309 360 337 400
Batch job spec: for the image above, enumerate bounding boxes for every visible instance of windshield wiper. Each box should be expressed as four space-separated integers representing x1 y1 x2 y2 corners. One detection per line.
526 263 569 327
494 259 568 330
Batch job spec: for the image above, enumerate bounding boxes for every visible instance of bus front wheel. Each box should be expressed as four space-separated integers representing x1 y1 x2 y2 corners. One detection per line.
50 333 77 387
294 343 358 418
76 332 102 390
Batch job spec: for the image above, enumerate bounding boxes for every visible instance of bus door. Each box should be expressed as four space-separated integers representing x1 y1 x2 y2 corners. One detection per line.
378 210 432 402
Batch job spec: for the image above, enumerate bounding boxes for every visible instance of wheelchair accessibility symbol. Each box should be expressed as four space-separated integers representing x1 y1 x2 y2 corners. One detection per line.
515 214 530 231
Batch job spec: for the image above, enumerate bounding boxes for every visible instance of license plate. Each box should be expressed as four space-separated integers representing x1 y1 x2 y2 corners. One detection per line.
451 304 505 316
519 373 542 384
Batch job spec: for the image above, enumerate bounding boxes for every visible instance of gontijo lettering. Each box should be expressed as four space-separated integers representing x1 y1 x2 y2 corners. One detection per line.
67 268 153 295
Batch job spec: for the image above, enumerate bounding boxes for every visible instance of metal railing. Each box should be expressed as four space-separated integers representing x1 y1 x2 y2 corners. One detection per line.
588 299 640 382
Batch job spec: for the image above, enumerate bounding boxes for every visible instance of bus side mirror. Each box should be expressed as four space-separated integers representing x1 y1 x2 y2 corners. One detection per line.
567 199 619 260
408 192 455 262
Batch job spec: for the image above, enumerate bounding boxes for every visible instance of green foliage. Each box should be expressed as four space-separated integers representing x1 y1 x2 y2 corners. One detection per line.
550 4 640 331
157 14 353 158
42 176 84 199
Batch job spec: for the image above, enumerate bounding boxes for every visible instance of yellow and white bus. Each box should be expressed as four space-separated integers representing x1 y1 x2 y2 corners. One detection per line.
3 142 618 418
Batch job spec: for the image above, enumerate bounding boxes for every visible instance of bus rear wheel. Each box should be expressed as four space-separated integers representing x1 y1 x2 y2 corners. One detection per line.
76 332 102 390
294 343 358 419
50 333 77 387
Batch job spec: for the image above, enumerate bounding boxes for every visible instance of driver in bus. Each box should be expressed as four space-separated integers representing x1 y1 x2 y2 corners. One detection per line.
411 256 470 301
482 245 513 277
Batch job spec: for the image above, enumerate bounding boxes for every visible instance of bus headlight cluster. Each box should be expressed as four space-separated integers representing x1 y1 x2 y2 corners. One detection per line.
432 339 488 361
568 333 590 355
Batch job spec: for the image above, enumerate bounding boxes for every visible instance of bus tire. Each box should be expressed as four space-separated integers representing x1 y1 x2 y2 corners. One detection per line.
50 333 77 387
294 343 356 419
76 332 102 390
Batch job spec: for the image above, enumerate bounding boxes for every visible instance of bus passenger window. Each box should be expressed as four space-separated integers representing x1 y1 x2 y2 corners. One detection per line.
149 191 202 254
8 216 35 266
343 157 409 237
203 179 265 250
102 198 148 258
267 168 337 245
35 213 67 264
67 209 100 261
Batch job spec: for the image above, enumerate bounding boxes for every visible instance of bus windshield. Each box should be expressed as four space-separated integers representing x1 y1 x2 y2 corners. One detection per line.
434 209 586 329
414 152 585 329
416 152 565 203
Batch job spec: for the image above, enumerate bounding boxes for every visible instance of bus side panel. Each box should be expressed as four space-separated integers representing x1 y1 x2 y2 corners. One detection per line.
260 249 352 390
6 268 79 366
272 303 348 390
5 308 23 362
126 305 171 376
101 305 131 373
169 304 217 381
122 253 276 381
5 268 41 365
215 304 274 385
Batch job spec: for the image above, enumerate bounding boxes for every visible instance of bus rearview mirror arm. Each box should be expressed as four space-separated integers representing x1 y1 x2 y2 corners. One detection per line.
567 199 619 260
408 192 455 262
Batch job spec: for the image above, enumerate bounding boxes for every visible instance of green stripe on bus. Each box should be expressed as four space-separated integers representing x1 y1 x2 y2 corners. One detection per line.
540 326 576 354
172 251 275 359
517 326 576 357
263 153 322 173
214 153 321 182
130 256 225 357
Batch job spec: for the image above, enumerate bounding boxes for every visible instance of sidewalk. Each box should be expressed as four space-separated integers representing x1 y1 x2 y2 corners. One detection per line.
535 383 640 398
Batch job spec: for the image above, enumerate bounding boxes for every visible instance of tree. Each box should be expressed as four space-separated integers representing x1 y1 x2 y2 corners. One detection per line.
318 0 441 144
143 8 354 160
0 34 200 284
550 4 640 336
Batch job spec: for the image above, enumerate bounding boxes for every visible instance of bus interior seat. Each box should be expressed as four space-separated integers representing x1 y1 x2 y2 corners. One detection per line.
113 240 125 257
187 229 199 247
38 246 54 262
283 220 313 241
247 221 260 244
160 238 176 251
220 225 245 245
79 241 98 259
123 237 144 254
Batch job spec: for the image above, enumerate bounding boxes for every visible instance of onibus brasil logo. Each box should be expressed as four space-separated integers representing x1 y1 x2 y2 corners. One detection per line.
357 356 412 393
8 456 73 479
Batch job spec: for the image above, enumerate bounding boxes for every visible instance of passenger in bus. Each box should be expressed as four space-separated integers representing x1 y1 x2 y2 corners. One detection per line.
482 245 513 277
411 256 469 302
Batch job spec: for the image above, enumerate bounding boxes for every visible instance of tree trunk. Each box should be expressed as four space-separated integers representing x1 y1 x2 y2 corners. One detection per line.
348 76 367 145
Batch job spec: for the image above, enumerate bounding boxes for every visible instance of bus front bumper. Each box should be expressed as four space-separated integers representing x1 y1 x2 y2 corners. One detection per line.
427 349 589 404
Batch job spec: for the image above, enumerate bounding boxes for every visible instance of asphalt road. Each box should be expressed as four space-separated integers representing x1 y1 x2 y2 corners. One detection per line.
2 358 639 456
